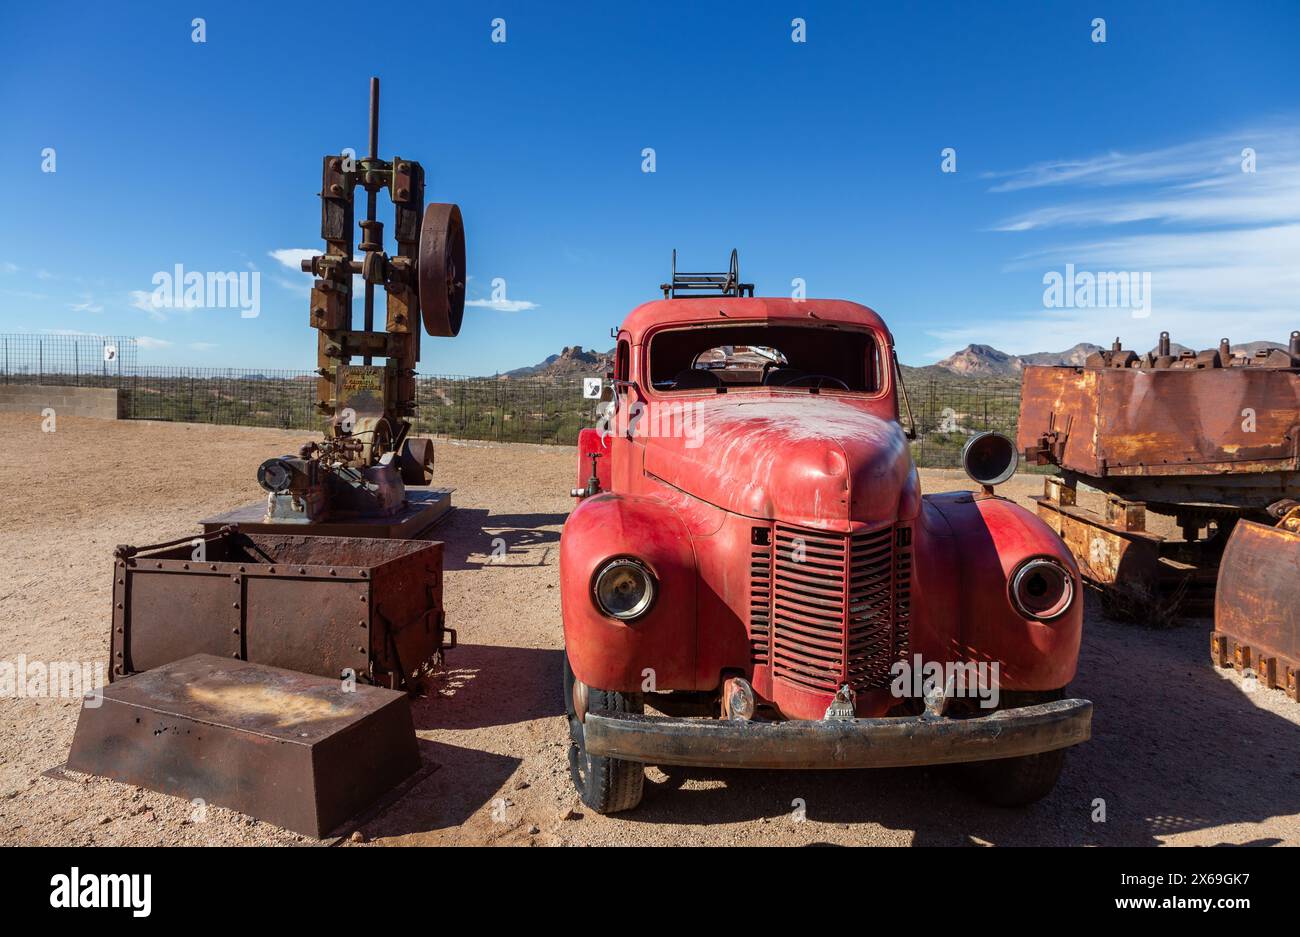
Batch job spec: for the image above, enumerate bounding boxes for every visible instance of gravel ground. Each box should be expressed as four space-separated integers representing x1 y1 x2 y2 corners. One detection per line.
1 416 1297 847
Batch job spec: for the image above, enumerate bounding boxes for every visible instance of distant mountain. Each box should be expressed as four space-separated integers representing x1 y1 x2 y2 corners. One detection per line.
502 345 614 378
505 338 1289 383
934 342 1103 377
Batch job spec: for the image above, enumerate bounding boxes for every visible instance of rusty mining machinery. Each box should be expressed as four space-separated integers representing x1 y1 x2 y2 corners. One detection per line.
1017 329 1300 699
65 80 467 838
204 76 465 537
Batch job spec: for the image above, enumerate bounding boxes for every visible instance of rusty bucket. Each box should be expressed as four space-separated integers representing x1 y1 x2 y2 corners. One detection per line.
1213 519 1300 699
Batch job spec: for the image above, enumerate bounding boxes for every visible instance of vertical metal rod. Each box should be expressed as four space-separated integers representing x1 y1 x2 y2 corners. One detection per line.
363 77 380 365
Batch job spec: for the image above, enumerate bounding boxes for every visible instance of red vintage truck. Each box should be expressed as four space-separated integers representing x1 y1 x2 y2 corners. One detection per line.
560 276 1092 814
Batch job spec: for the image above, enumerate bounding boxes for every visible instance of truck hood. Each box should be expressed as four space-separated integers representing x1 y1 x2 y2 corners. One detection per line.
641 396 912 530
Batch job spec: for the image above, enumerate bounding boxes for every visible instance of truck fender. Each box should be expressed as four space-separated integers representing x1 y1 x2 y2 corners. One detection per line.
560 493 698 692
920 492 1083 691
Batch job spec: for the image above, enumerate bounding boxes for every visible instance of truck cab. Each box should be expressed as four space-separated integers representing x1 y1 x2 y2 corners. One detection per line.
560 274 1091 814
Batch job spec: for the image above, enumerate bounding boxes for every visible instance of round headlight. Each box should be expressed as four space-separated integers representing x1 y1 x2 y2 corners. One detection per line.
1010 558 1074 620
592 558 656 621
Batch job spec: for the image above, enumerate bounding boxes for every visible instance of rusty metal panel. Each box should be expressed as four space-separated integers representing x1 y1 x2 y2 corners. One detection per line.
112 529 446 690
1033 496 1161 587
123 569 239 671
1019 365 1300 480
244 576 371 682
1093 369 1300 474
1214 520 1300 699
1017 366 1102 473
67 654 420 837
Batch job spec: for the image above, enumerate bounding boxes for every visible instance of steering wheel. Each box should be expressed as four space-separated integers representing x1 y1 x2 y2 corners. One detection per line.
760 360 779 384
776 373 850 390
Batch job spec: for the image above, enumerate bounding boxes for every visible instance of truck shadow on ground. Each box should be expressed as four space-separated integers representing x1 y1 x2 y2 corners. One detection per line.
411 643 566 731
622 598 1300 845
431 508 565 570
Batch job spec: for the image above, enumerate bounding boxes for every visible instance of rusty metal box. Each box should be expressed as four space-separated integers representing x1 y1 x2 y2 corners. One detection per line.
1018 365 1300 481
68 654 420 837
111 528 449 691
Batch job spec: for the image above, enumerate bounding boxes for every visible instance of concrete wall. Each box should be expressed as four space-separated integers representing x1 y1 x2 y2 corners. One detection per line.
0 384 122 419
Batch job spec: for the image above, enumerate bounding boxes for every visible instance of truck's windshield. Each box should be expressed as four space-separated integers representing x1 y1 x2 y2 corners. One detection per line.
648 324 882 393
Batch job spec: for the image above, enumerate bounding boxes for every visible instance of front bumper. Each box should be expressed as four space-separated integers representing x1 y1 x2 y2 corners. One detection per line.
583 698 1092 769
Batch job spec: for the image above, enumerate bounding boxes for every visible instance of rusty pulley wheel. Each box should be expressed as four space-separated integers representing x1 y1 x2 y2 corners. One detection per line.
398 436 435 486
418 203 466 337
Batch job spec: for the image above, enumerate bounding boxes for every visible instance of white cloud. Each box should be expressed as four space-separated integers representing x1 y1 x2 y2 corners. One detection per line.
948 127 1300 359
466 298 540 312
269 248 317 271
130 290 167 322
983 128 1300 193
69 296 104 314
136 336 173 350
992 173 1300 232
0 262 17 274
190 342 218 351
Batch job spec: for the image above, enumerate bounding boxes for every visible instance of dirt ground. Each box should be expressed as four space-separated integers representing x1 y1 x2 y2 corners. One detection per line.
1 416 1297 847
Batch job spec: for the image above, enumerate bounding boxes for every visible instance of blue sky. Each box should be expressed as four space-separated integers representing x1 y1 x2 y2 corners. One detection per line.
1 1 1297 374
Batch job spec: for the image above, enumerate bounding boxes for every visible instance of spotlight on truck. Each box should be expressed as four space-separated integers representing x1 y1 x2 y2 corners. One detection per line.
962 431 1019 489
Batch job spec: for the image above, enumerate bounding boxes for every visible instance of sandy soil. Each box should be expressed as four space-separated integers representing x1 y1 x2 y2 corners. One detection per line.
1 416 1297 847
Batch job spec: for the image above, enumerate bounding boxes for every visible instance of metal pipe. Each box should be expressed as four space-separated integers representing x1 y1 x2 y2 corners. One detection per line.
363 76 380 365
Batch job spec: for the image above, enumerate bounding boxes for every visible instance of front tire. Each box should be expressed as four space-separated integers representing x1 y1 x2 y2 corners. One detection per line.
563 652 645 814
962 748 1067 807
960 689 1069 807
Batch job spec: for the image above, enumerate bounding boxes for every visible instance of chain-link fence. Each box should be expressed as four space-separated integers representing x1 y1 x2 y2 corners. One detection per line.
904 376 1025 469
1 334 1026 466
413 374 599 445
0 333 137 385
119 367 321 428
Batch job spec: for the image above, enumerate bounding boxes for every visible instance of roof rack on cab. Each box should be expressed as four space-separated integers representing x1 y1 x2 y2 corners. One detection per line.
661 248 755 299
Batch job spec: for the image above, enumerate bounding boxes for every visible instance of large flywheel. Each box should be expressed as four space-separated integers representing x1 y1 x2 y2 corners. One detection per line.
418 202 466 337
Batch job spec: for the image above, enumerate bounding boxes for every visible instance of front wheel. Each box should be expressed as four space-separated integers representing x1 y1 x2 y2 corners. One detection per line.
960 689 1069 807
962 748 1067 807
563 652 645 814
